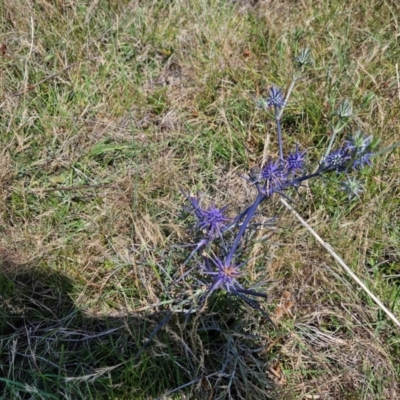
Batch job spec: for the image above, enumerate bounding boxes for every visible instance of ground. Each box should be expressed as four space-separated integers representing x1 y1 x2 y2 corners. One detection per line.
0 0 399 399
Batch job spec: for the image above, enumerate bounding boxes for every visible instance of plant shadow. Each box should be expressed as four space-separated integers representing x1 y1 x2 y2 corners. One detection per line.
0 251 278 399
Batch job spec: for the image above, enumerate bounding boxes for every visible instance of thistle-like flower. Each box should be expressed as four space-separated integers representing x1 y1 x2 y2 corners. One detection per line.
286 145 306 174
324 147 351 171
344 131 373 169
340 176 364 200
345 131 372 152
203 256 243 293
186 193 230 239
255 97 268 111
295 48 311 67
198 205 230 238
335 99 353 118
259 160 287 192
352 152 373 169
266 86 286 109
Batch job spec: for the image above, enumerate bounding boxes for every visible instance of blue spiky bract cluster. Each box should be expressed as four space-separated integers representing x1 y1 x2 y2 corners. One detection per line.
260 160 285 191
187 193 230 240
286 145 306 174
203 257 242 293
266 86 286 109
325 148 351 171
345 131 372 152
198 205 229 238
344 131 373 169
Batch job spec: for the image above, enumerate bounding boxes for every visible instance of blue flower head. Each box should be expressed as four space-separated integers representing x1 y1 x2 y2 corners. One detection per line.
345 131 372 153
324 148 351 171
286 145 306 174
187 193 230 239
199 205 230 238
351 152 373 169
266 86 286 109
344 131 373 169
259 160 287 192
203 256 242 293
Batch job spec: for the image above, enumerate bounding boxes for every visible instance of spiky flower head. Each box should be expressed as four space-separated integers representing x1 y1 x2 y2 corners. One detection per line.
255 97 269 111
324 148 351 171
187 193 230 239
198 205 230 238
335 99 353 118
259 160 287 192
204 256 242 293
352 152 373 169
266 86 286 109
295 48 311 67
340 176 364 200
286 145 306 174
344 131 373 169
345 131 373 152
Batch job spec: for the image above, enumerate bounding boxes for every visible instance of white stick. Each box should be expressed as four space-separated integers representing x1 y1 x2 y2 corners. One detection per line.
24 16 35 91
280 197 400 328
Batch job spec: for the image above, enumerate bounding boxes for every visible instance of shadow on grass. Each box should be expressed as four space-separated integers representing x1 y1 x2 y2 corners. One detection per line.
0 252 277 400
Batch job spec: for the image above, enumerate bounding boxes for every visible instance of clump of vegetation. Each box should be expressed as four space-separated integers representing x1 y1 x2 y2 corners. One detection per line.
177 63 379 321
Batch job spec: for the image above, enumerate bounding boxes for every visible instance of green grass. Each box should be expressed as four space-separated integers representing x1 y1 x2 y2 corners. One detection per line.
1 0 400 399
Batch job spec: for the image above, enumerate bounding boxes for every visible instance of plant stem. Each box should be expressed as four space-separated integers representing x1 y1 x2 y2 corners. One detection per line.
275 106 284 160
225 193 263 265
